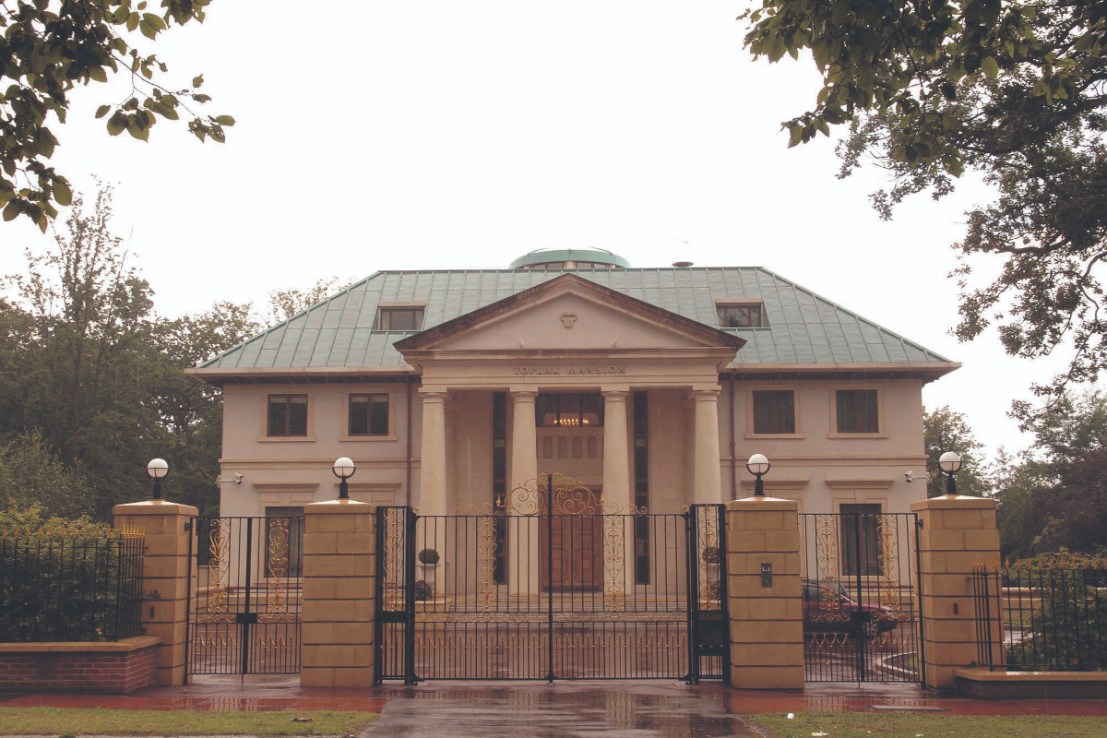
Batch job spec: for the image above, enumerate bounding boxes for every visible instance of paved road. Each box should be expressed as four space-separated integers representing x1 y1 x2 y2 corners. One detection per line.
358 681 760 738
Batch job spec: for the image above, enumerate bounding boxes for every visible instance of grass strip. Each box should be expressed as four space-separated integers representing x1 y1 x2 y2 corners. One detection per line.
0 708 377 736
746 712 1107 738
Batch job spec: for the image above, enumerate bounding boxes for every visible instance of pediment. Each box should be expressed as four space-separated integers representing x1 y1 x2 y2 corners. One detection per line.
394 274 744 356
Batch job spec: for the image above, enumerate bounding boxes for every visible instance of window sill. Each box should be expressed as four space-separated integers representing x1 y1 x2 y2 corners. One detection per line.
339 434 398 443
827 432 888 440
257 436 316 443
745 433 805 440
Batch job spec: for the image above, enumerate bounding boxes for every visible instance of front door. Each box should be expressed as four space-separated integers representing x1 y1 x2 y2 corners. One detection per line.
539 487 603 591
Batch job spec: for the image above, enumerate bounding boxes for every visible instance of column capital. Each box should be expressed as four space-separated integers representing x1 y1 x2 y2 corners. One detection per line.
509 388 539 400
601 387 630 400
691 386 721 400
419 388 450 403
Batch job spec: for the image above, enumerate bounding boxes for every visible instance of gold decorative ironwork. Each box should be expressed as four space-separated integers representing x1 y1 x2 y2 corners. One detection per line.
602 513 626 605
508 472 642 516
810 515 850 623
201 520 231 624
875 514 903 617
697 506 722 608
383 508 406 611
266 517 290 616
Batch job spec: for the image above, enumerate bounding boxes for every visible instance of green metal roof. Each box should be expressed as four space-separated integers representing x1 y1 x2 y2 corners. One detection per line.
509 248 631 270
197 267 954 375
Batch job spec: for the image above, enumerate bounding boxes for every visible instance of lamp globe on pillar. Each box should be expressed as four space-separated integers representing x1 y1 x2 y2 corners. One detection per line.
146 458 169 500
332 456 356 500
746 453 771 497
938 451 963 496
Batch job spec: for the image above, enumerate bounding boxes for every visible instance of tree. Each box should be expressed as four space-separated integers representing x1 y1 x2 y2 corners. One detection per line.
0 431 90 517
268 277 344 325
923 406 990 497
742 0 1107 416
0 0 232 230
3 183 163 514
993 391 1107 558
148 301 258 515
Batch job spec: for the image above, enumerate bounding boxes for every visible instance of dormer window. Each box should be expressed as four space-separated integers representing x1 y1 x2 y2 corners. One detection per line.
376 305 425 331
716 300 765 328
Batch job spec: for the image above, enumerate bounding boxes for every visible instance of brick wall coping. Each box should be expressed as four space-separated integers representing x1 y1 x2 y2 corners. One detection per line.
305 499 370 511
910 495 996 511
955 668 1107 683
112 500 198 516
0 636 161 654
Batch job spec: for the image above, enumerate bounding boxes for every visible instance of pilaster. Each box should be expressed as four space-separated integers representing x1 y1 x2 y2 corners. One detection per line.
725 496 804 690
300 500 377 688
910 495 1001 690
112 500 198 687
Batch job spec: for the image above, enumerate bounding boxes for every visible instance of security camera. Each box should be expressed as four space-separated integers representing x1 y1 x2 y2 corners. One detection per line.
905 471 914 483
233 473 244 485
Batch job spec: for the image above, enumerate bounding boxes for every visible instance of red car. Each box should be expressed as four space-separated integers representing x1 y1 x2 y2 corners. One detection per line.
802 579 899 637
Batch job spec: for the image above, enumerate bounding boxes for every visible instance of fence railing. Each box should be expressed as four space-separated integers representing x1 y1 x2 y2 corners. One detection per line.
972 566 1107 671
0 534 145 642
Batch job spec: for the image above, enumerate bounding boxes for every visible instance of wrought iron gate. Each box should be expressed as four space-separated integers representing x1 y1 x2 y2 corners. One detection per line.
185 515 303 679
375 475 727 682
799 512 923 684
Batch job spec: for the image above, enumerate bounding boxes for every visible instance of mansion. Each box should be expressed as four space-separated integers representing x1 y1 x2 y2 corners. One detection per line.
189 249 958 524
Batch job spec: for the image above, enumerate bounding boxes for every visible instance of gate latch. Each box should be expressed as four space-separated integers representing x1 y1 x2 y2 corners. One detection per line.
761 563 773 588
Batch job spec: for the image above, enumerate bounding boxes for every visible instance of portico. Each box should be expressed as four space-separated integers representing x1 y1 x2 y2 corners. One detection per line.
397 274 744 522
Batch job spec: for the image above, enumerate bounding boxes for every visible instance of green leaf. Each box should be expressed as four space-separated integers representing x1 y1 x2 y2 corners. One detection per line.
142 13 166 32
106 111 127 136
192 74 204 88
787 125 804 148
54 179 72 207
214 115 235 126
981 56 999 80
3 200 24 222
89 66 108 83
95 104 111 119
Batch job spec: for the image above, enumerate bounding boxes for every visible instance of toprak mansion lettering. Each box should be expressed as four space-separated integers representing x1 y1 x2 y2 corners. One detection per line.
514 365 627 376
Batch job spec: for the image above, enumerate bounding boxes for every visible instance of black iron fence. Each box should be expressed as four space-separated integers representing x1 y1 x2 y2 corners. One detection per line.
0 533 145 642
799 512 923 683
972 566 1107 671
375 491 726 683
186 515 303 677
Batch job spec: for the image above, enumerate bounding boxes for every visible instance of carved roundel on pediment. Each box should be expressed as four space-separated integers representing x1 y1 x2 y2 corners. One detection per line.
560 312 577 329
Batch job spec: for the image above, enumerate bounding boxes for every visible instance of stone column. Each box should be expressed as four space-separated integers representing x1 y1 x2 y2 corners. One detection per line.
301 500 376 688
601 388 634 596
693 387 723 505
725 496 804 689
601 388 631 510
113 500 198 687
418 389 448 517
509 389 538 491
510 389 539 595
910 495 1001 690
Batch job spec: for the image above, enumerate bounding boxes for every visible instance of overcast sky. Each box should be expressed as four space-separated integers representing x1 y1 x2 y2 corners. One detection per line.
0 2 1071 462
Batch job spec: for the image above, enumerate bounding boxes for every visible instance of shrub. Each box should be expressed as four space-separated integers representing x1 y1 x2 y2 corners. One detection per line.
0 507 143 642
1004 565 1107 670
417 548 440 565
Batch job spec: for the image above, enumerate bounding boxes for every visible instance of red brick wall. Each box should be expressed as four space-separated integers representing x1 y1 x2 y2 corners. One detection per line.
0 645 158 694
